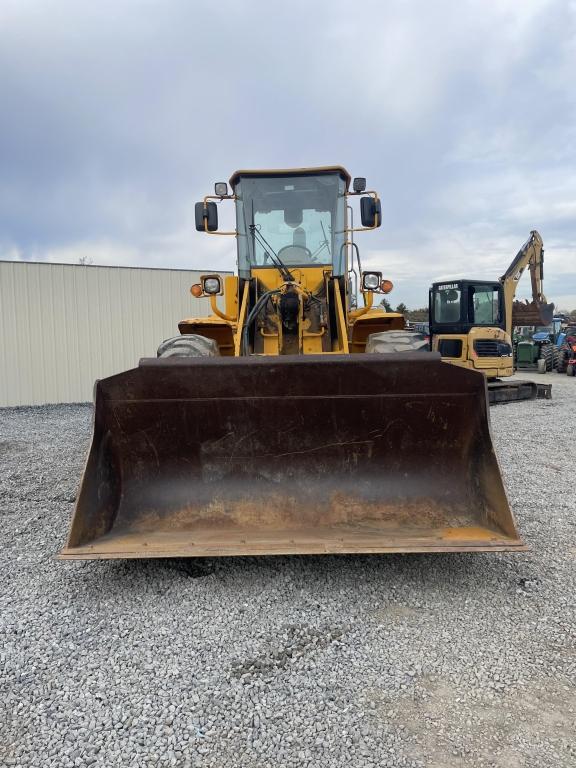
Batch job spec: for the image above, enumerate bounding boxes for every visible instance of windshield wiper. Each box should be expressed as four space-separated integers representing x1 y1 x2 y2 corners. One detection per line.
249 224 294 282
308 220 331 261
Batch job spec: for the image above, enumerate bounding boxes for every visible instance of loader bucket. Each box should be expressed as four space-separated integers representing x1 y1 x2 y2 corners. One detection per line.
60 354 525 559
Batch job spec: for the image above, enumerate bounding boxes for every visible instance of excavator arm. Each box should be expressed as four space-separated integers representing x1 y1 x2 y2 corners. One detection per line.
500 230 554 332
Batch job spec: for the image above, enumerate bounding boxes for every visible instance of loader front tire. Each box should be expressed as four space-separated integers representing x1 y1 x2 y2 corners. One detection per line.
366 330 429 354
157 335 220 358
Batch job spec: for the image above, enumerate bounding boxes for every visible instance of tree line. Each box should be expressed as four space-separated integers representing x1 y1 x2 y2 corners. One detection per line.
379 299 576 323
378 298 428 321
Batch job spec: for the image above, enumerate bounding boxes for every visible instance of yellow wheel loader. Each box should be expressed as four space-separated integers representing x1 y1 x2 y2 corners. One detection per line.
60 167 525 559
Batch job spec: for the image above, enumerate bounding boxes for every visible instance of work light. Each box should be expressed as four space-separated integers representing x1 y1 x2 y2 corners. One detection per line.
202 275 222 295
362 271 382 291
214 182 228 197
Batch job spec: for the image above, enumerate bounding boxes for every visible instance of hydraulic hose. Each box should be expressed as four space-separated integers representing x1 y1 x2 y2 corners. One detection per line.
241 289 280 355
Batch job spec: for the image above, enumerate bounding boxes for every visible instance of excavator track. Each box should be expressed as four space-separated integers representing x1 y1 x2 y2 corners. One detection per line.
488 379 552 404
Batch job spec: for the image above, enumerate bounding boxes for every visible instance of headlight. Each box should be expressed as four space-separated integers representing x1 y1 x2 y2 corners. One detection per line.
202 275 222 295
362 271 382 291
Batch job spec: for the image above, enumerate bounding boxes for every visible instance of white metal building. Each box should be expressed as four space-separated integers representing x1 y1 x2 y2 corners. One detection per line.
0 260 230 407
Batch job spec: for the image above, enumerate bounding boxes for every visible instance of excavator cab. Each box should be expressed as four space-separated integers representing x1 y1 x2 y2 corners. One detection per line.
60 167 524 560
430 280 513 376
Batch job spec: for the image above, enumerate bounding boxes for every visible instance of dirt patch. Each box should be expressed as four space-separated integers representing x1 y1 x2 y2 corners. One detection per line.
366 676 575 767
232 623 348 678
372 603 419 622
0 440 27 456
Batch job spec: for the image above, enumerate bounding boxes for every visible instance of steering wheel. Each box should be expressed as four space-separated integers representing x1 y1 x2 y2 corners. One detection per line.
277 244 314 264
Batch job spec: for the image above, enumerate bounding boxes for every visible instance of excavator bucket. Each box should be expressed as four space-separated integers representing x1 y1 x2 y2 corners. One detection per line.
60 354 525 559
512 300 555 327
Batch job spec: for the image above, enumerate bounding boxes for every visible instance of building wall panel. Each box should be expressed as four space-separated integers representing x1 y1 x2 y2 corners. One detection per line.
0 261 228 406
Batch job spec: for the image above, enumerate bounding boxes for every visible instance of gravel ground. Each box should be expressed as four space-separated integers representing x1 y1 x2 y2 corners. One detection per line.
1 373 574 768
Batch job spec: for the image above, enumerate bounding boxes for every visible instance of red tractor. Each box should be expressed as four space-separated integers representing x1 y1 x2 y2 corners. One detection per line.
556 326 576 375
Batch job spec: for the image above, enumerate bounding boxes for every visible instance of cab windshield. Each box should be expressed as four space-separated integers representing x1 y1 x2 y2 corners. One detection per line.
469 285 501 325
234 173 347 278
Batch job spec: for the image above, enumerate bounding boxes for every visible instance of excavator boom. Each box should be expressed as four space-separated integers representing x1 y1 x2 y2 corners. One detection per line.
501 230 555 329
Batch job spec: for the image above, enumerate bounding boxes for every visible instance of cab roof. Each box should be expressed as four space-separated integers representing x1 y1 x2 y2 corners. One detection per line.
229 166 352 189
431 279 501 288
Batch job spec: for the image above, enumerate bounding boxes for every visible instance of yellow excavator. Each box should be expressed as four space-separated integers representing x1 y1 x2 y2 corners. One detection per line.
60 166 524 559
429 231 554 402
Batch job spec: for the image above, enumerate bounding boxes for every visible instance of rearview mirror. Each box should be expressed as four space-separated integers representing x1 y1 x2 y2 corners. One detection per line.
195 201 218 232
360 196 382 228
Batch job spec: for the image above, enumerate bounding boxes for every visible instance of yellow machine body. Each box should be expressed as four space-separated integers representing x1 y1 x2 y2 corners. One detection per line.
432 327 514 379
179 267 406 357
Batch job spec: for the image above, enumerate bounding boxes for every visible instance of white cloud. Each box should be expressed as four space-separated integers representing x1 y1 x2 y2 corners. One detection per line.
0 0 574 311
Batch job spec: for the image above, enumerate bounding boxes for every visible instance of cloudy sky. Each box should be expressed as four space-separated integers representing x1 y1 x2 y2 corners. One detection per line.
1 0 575 309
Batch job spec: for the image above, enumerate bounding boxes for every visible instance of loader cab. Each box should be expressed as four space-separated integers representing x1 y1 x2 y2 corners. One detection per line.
230 169 349 278
189 166 388 356
194 166 383 285
430 280 505 335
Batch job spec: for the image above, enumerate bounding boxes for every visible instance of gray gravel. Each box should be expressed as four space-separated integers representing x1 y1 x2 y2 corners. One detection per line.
1 374 575 768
